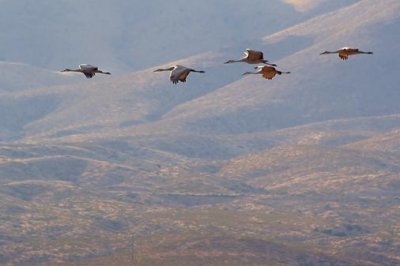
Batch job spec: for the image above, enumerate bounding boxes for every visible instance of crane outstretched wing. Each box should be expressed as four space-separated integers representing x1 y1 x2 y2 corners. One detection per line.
245 49 264 61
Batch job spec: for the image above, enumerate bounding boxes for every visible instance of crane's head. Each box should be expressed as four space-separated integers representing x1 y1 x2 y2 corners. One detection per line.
224 60 236 64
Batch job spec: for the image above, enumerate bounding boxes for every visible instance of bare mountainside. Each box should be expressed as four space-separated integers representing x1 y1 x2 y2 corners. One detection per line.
0 116 398 266
0 0 399 265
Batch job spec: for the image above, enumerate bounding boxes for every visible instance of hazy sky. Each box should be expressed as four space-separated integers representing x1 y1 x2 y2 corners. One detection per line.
0 0 311 72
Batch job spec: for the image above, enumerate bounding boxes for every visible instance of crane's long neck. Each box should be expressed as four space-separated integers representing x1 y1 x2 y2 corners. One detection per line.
154 67 175 72
62 69 81 73
359 51 373 54
276 71 290 75
263 60 277 67
190 70 205 73
320 51 339 55
96 70 111 75
225 58 245 64
242 71 259 75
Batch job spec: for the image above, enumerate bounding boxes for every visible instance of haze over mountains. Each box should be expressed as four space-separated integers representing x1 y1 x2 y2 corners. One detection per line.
0 0 399 265
0 0 360 73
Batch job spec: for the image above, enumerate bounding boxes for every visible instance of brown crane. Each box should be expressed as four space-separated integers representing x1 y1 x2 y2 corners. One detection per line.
225 49 277 66
320 47 373 60
242 65 290 80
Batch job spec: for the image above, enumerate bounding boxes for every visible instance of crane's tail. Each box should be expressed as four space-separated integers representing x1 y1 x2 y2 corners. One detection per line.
277 71 291 75
262 60 277 67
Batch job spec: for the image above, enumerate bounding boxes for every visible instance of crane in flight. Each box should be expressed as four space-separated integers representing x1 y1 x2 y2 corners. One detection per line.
320 47 373 60
242 65 290 80
225 49 277 66
61 64 111 78
154 65 205 84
